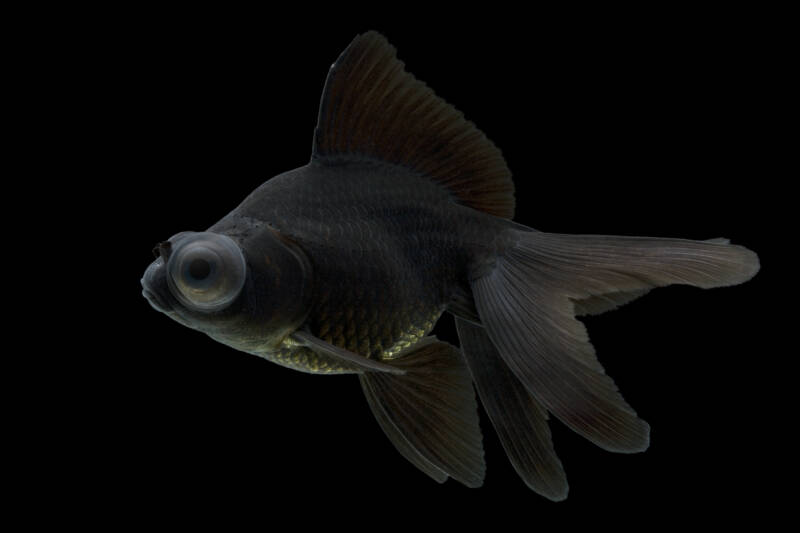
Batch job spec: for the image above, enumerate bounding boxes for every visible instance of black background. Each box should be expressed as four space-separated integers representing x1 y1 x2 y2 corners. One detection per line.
43 6 786 528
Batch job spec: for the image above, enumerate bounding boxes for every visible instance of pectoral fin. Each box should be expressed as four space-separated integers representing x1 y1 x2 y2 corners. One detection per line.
290 330 405 375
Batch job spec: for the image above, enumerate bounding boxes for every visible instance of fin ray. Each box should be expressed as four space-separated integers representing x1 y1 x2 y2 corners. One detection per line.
361 378 449 484
313 31 515 218
359 339 485 487
505 232 760 295
291 331 404 374
456 318 568 500
470 230 759 452
573 289 651 316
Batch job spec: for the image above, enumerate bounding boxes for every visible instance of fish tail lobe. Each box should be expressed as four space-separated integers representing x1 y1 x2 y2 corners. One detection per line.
459 229 759 469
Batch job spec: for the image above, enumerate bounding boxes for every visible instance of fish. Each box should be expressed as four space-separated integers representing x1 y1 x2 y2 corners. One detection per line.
140 31 760 500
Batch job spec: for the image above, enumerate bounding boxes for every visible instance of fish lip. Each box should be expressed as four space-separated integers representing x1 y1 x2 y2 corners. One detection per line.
141 258 172 313
141 284 169 312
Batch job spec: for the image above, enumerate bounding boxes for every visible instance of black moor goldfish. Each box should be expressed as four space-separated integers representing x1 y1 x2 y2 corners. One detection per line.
141 31 759 500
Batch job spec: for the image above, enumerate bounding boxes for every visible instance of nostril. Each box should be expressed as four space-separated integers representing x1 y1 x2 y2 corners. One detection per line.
155 241 172 261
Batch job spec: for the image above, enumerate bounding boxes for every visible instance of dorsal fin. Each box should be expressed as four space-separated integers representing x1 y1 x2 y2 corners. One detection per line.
312 31 515 219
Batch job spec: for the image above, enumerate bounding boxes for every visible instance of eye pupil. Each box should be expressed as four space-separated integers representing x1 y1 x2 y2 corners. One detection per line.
188 258 212 281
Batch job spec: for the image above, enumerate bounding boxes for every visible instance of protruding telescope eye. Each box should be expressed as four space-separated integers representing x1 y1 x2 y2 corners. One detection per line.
166 232 246 312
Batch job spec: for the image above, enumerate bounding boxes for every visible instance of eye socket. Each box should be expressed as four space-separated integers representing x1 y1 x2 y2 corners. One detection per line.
166 232 246 312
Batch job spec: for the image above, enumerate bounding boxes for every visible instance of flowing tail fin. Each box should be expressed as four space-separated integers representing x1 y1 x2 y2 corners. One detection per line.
456 317 568 500
466 231 759 454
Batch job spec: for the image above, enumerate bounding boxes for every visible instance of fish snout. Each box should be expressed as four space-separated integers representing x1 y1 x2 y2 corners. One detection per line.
141 257 171 312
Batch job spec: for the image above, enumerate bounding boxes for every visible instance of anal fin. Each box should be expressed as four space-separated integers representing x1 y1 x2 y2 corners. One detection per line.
359 338 485 488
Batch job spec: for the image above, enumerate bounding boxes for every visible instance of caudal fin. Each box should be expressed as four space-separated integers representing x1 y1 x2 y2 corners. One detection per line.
470 230 759 453
456 317 568 501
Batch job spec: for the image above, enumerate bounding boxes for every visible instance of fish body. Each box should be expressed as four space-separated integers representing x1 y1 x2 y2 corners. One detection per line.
209 162 497 373
141 32 759 499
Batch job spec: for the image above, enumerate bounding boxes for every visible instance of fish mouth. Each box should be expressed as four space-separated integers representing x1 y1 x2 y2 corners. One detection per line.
141 258 172 313
142 284 169 312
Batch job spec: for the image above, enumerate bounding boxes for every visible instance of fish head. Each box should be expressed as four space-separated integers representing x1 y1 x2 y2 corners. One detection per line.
141 228 313 350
